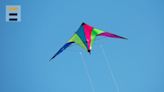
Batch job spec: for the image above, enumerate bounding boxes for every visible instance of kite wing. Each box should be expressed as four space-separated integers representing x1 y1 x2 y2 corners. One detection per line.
92 28 127 39
50 42 74 61
50 28 89 61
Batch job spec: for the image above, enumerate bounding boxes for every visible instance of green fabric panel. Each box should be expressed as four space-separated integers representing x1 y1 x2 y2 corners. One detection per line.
92 28 104 35
90 28 104 49
68 34 87 51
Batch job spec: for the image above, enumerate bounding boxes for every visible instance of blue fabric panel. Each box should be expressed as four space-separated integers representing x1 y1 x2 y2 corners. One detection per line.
75 24 88 49
50 42 74 60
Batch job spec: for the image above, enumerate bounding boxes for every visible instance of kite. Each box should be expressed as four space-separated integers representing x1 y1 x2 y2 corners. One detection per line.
50 23 127 60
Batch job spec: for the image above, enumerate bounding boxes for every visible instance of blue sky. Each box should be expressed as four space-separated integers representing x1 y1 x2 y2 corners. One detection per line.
0 0 164 92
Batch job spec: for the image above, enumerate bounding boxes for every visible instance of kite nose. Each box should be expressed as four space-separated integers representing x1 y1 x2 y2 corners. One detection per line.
82 22 85 25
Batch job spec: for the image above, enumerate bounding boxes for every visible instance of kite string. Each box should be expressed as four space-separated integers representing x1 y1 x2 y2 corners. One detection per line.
79 52 96 92
100 45 120 92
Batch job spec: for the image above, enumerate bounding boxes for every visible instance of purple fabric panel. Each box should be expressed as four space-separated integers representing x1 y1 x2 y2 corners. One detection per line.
98 32 127 39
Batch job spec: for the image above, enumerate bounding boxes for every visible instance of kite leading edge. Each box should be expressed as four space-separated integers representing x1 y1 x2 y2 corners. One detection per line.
50 22 127 61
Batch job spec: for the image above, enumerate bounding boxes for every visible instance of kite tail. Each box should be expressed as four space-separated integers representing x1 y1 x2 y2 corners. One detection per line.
80 52 96 92
100 45 120 92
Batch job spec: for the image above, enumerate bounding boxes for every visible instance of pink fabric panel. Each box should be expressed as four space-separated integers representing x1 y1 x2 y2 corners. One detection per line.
83 24 93 50
98 32 127 39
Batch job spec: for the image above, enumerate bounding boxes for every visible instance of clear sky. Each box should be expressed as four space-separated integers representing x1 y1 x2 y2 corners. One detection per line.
0 0 164 92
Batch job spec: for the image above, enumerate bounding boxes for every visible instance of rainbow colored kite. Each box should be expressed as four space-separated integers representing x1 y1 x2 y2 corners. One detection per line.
50 23 127 60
